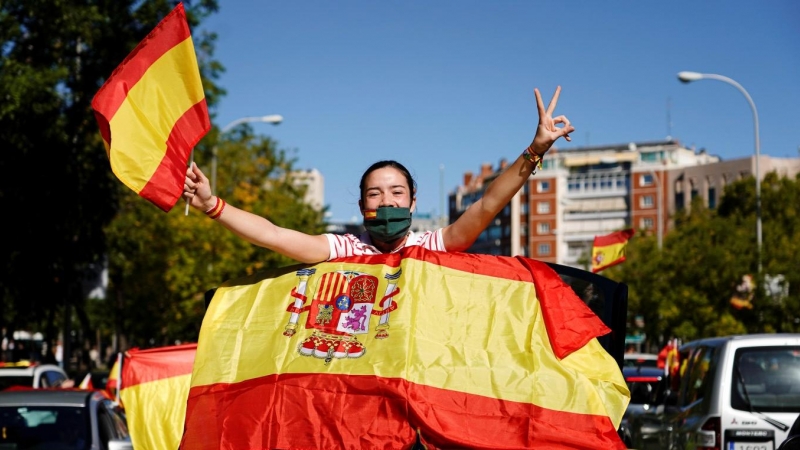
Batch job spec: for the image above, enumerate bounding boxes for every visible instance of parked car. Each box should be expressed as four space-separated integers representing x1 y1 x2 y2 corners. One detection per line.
659 334 800 450
620 366 670 449
0 361 69 391
0 388 132 449
624 352 660 369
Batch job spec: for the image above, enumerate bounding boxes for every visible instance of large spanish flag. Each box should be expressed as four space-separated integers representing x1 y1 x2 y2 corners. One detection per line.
591 229 635 273
182 247 629 449
91 2 210 212
120 343 197 450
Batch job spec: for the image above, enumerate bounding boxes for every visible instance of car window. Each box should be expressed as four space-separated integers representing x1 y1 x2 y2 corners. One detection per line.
681 345 716 408
628 380 655 404
731 346 800 413
40 369 67 388
0 405 88 449
0 375 34 390
99 400 129 439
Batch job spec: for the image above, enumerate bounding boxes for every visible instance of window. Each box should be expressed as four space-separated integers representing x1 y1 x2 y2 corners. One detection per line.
537 243 551 256
640 195 654 208
708 187 716 209
675 193 685 210
640 174 654 187
537 222 550 234
681 346 717 407
640 218 654 229
641 152 659 162
536 201 550 214
537 180 550 193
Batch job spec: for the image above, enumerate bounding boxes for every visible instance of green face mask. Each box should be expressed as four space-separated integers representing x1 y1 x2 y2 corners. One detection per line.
362 207 412 243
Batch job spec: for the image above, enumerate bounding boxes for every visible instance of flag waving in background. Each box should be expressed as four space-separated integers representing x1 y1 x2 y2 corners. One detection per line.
78 373 93 390
91 2 210 212
591 228 635 273
120 343 196 450
182 247 629 450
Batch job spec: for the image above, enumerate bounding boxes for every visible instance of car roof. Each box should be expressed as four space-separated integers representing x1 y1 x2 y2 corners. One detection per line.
0 363 66 374
679 333 800 349
624 353 657 360
623 366 665 381
0 389 96 407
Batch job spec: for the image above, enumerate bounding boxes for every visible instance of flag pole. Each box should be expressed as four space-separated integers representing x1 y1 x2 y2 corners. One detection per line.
185 150 193 216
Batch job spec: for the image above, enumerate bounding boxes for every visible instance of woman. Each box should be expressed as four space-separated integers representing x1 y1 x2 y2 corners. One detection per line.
183 86 573 263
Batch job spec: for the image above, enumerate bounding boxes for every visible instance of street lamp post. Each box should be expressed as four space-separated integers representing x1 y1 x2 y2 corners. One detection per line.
211 114 283 193
677 71 762 274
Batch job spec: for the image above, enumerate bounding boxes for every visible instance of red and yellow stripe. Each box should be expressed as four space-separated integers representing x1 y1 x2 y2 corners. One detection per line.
591 228 635 273
120 343 197 450
91 3 210 212
182 248 628 449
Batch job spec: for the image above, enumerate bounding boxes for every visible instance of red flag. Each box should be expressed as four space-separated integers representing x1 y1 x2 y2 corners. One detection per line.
592 229 635 273
182 248 628 449
120 343 197 450
91 2 210 212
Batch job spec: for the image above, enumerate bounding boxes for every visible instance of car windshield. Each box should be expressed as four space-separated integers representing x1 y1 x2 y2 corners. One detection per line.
626 376 662 405
731 346 800 413
623 355 659 369
0 375 34 391
0 405 89 449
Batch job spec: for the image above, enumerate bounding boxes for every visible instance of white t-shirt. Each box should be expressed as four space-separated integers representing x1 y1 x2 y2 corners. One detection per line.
326 230 445 260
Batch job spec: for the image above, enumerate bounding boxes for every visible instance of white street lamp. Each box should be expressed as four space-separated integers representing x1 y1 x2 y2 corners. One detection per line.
211 115 283 193
677 71 762 274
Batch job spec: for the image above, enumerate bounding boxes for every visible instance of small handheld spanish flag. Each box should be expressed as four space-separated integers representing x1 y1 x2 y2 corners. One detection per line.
591 228 634 273
91 2 210 212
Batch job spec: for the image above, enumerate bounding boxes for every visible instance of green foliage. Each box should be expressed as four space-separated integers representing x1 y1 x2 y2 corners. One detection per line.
0 0 219 361
612 172 800 350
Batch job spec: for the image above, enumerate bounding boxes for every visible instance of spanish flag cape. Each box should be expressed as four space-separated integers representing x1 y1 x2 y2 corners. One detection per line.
182 247 629 449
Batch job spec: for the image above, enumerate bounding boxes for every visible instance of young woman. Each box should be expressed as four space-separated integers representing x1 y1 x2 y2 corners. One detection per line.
183 86 573 263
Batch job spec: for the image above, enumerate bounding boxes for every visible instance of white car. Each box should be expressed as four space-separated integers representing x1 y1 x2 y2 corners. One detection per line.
660 334 800 450
0 362 69 391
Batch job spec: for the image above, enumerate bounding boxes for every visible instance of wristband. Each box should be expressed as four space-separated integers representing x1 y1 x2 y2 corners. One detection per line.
204 197 226 219
522 145 544 174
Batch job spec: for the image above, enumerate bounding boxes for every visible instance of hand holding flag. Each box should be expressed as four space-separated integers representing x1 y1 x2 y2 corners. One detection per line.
91 2 210 212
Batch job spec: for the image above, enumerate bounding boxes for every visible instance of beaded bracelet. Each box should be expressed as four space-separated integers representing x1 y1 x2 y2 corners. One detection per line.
522 145 544 175
204 197 227 219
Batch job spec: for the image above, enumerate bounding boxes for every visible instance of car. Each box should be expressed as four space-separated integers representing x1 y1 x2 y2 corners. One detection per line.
624 352 660 369
0 361 69 391
619 366 670 449
660 334 800 450
0 388 132 449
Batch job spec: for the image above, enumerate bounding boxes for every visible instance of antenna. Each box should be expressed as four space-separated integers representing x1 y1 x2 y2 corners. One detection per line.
666 96 673 140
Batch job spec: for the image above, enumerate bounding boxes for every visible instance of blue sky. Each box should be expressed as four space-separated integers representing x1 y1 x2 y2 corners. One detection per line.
199 1 799 223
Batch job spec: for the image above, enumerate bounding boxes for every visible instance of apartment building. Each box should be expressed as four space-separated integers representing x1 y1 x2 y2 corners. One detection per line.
449 139 800 268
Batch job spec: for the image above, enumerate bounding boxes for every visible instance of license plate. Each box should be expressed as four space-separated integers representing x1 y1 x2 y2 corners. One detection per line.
728 442 773 450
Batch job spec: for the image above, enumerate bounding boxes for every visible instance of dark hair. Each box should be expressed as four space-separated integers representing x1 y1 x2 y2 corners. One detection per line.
359 160 416 202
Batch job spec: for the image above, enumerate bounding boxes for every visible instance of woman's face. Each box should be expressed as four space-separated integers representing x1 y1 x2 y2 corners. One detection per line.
359 167 416 212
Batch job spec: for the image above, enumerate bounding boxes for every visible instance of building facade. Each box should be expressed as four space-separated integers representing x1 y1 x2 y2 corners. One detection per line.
449 139 800 268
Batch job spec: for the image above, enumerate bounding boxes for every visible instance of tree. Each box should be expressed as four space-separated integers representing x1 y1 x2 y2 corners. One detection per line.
0 0 220 369
609 172 800 350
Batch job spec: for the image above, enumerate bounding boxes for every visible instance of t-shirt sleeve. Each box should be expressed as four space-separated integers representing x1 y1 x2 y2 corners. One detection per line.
325 233 356 260
418 229 445 252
